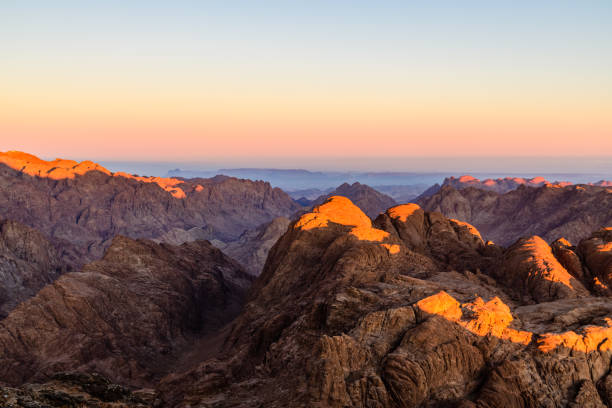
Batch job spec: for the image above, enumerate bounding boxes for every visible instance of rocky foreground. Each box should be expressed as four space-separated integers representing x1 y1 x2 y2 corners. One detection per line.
0 195 611 407
157 197 612 407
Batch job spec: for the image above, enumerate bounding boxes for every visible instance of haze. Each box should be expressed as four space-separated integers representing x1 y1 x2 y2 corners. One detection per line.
2 1 611 164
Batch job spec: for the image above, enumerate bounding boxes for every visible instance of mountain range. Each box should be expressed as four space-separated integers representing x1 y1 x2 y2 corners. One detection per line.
0 150 611 407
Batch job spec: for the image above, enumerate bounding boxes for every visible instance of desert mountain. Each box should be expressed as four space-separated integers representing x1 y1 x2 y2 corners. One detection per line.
0 236 252 388
0 218 66 319
419 183 612 246
0 151 301 268
155 197 612 407
311 182 397 218
212 217 291 275
419 174 612 199
444 175 571 193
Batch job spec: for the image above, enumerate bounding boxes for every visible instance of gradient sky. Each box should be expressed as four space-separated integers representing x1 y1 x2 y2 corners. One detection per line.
1 1 611 165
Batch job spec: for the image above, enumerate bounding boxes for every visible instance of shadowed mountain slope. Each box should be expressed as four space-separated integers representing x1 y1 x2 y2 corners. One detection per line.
0 151 301 268
0 236 252 388
419 183 612 246
0 219 66 319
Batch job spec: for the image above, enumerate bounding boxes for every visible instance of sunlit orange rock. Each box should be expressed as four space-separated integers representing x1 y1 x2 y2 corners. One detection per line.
295 196 392 243
387 203 422 222
113 172 186 199
416 291 462 321
461 297 532 345
0 151 188 199
416 292 532 345
498 236 589 302
538 318 612 353
579 228 612 287
0 151 112 180
380 243 400 254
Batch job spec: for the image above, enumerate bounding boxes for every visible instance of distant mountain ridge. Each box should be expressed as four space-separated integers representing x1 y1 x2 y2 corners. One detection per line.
419 183 612 246
418 174 611 199
0 151 301 267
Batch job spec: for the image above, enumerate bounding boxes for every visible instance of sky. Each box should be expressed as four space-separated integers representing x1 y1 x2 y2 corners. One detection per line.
1 1 611 169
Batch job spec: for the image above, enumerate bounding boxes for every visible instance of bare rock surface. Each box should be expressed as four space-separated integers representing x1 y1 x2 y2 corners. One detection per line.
213 217 291 275
419 183 612 246
0 372 154 407
0 151 301 268
153 198 612 407
311 182 397 218
0 218 66 319
0 236 252 389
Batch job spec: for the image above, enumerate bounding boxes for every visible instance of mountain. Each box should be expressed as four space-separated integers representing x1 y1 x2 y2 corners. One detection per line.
167 168 445 192
0 236 252 388
0 219 66 318
154 197 612 407
212 217 291 275
418 174 612 200
418 183 612 246
285 187 333 201
0 151 301 267
373 184 430 203
311 182 397 218
443 175 571 193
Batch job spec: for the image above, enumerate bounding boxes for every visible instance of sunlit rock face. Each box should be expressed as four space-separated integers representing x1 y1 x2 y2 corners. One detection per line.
310 182 397 218
154 197 612 407
419 183 612 246
0 151 301 268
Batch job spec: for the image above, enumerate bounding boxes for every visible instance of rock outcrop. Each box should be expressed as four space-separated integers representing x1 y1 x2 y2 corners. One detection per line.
213 217 291 275
419 183 612 246
311 182 397 218
153 198 612 407
0 151 301 267
0 218 66 318
0 372 154 407
0 236 252 388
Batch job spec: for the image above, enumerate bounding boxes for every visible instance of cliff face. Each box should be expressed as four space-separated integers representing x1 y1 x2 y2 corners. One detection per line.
155 198 612 408
0 219 66 318
0 236 252 388
419 184 612 246
0 151 301 267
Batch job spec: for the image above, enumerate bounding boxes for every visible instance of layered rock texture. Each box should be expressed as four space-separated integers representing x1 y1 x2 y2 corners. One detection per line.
419 183 612 246
0 236 252 388
0 151 301 267
154 197 612 408
213 217 291 275
0 218 66 318
311 182 397 218
0 372 154 407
